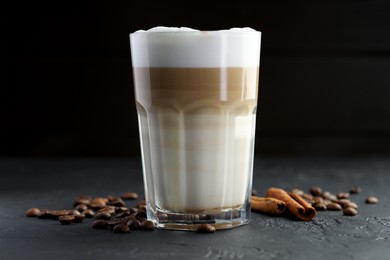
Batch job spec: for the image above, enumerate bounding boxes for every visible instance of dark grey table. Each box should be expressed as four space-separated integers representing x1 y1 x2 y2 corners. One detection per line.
1 156 389 260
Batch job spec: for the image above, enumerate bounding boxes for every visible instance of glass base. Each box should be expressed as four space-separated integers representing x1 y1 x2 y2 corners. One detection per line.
147 203 250 231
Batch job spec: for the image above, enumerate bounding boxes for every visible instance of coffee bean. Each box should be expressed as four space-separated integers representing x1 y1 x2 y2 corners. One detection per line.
90 203 105 210
82 209 95 218
157 213 168 222
135 209 147 219
347 202 358 209
121 192 139 200
37 209 49 219
301 193 314 202
90 198 106 207
310 186 323 196
116 211 130 219
349 186 362 194
366 196 378 204
73 199 90 207
326 203 342 211
48 210 70 220
129 207 138 214
313 202 327 211
322 191 338 202
115 207 129 214
73 214 85 223
67 209 81 216
127 219 141 230
313 196 324 204
97 206 116 214
59 215 75 225
196 224 216 233
92 219 109 229
113 223 130 233
141 220 155 231
26 208 40 217
109 198 126 207
337 192 350 199
337 199 351 208
95 211 111 220
343 207 358 216
137 200 146 207
108 219 124 229
75 204 88 212
106 195 115 201
77 195 92 200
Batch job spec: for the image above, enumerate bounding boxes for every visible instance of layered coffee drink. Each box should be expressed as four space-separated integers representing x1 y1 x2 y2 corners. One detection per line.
130 27 261 230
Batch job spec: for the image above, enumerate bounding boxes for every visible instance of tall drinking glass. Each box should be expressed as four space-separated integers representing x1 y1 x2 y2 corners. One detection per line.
130 27 261 231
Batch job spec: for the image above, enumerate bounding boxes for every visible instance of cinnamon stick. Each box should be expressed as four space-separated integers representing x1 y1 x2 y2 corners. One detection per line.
266 187 316 221
251 196 286 215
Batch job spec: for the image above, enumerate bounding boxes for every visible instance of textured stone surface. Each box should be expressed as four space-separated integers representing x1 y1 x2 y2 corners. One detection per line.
0 157 389 260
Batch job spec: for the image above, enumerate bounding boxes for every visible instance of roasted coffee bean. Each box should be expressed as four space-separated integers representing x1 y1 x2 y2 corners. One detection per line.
77 195 92 201
313 202 327 211
48 210 70 220
59 215 75 225
75 204 88 212
108 219 124 229
67 209 81 216
137 200 146 207
337 199 351 208
301 193 314 203
141 220 155 231
196 224 216 233
90 203 105 210
135 209 147 219
116 212 130 219
92 219 109 229
322 191 338 202
90 198 106 206
129 207 138 214
113 223 130 233
366 196 378 204
310 186 323 196
73 214 85 223
121 192 139 200
127 219 141 230
82 209 95 218
347 202 358 209
157 213 168 222
326 202 342 211
106 195 115 201
343 207 358 216
337 192 350 199
291 188 304 196
109 198 126 207
322 199 332 206
95 211 111 220
115 207 129 214
313 196 324 204
97 206 116 214
73 199 90 207
136 217 147 223
349 186 362 194
26 208 40 217
37 209 49 219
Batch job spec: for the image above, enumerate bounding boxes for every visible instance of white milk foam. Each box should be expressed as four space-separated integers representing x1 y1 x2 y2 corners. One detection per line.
130 26 261 68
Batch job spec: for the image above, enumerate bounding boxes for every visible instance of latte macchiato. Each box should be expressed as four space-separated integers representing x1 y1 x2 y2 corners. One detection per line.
130 27 261 230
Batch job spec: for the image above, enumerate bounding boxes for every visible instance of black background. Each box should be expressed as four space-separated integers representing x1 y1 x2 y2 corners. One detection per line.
2 0 390 157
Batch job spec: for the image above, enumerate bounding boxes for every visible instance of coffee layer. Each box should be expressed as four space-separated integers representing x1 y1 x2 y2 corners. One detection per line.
134 67 259 211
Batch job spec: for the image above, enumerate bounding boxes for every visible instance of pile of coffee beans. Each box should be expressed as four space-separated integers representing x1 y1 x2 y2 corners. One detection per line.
290 186 378 217
26 192 156 233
